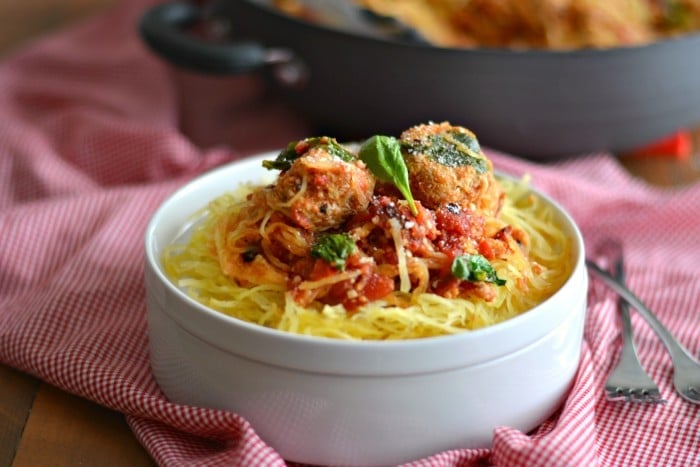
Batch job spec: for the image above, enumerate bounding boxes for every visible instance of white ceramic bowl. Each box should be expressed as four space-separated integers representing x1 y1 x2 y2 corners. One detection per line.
144 153 587 466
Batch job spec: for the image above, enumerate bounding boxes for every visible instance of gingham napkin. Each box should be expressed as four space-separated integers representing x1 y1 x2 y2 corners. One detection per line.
1 1 698 466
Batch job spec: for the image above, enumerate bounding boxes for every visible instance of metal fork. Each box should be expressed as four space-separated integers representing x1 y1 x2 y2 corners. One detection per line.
587 259 700 404
603 249 666 403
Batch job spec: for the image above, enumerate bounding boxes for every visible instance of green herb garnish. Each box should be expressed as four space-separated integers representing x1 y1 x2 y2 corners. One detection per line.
263 137 355 171
406 131 487 173
359 135 418 215
451 254 506 286
262 140 302 171
311 233 357 270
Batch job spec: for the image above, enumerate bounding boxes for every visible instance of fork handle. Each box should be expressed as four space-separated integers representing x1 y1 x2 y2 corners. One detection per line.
617 303 638 363
586 260 697 365
613 258 638 359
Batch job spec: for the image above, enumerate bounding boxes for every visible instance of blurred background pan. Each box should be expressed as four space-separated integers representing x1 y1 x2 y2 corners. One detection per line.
140 0 700 160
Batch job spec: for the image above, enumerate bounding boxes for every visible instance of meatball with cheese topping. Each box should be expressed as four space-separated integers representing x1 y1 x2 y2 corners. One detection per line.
265 137 375 231
400 122 504 216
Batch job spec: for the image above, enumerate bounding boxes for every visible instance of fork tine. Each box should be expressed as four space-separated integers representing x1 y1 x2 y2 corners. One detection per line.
606 388 628 401
632 388 665 403
681 386 700 402
598 241 667 405
606 385 666 404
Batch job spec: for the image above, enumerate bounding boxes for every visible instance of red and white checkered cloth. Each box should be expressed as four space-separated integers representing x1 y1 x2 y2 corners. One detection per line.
1 1 698 466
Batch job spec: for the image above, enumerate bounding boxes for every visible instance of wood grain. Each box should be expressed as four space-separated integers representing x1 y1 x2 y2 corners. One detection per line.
0 0 151 464
11 382 154 467
0 0 116 57
620 132 700 187
0 366 40 467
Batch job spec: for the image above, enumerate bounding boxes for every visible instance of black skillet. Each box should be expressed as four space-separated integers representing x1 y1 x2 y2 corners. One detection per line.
140 0 700 159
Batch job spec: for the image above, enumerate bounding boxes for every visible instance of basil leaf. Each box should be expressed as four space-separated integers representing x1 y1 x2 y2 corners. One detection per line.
263 137 355 171
262 140 300 171
322 138 356 163
451 254 506 286
405 131 487 173
359 135 418 215
311 233 356 271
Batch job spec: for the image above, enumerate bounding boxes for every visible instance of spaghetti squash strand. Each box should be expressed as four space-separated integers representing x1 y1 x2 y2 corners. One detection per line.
163 175 573 340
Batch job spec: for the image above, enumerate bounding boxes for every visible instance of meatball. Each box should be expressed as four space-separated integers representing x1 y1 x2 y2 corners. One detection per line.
266 145 375 231
400 122 504 216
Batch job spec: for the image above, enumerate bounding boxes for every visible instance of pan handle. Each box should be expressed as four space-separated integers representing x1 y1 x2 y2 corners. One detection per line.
139 1 280 74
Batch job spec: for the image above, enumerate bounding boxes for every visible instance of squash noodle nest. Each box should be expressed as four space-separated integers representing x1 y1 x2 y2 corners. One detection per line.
162 174 573 341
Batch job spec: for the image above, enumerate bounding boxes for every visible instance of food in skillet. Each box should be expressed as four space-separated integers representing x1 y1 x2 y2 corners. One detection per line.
163 122 574 340
274 0 700 49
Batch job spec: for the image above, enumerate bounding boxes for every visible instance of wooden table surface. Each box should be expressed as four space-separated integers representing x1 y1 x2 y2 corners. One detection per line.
1 2 700 466
0 2 154 466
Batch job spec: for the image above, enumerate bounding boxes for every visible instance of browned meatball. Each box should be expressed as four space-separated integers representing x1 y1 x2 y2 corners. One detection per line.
266 145 375 231
400 122 504 216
